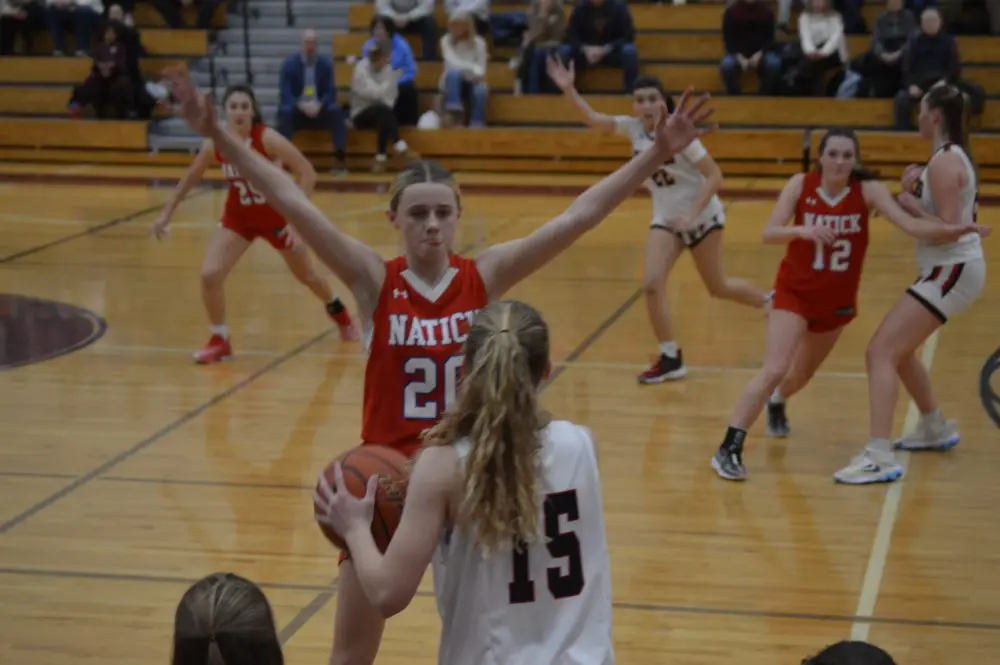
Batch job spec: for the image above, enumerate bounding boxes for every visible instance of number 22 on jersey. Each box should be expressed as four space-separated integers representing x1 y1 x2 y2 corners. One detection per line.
403 355 464 420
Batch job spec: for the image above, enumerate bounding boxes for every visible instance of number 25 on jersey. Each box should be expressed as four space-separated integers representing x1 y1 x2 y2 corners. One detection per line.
403 355 464 420
235 180 266 206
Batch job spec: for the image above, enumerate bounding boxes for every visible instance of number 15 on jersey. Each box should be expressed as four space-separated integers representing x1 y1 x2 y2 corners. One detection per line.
403 355 464 420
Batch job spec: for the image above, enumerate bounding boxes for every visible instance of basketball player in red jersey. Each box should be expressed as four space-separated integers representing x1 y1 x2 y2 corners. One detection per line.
164 65 713 665
711 129 987 481
150 84 359 364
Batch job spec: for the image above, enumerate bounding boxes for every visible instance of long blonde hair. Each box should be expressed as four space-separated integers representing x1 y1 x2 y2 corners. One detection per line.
423 300 550 553
172 572 283 665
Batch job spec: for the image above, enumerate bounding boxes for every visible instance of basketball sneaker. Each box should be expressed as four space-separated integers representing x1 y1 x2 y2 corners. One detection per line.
711 445 747 481
194 334 233 364
833 449 904 485
766 401 790 437
327 301 361 342
637 351 687 384
893 417 960 451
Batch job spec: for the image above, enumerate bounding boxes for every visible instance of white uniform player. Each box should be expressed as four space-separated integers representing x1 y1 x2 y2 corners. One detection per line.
614 115 726 248
432 420 614 665
907 142 987 322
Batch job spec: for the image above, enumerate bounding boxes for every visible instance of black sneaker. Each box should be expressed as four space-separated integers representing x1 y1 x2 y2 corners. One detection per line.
637 351 687 384
712 445 747 481
766 401 790 437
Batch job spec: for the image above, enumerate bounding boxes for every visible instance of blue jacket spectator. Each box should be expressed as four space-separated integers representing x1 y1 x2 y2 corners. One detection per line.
277 29 348 174
363 16 420 125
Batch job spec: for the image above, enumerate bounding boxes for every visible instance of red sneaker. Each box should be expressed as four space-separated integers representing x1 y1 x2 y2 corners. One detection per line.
637 352 687 384
193 334 233 364
329 307 360 342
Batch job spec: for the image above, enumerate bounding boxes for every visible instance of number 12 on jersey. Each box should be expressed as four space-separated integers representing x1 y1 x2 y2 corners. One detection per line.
813 238 852 272
403 355 464 420
509 490 585 604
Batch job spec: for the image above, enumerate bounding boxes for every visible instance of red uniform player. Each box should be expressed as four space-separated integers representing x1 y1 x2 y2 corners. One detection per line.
150 84 358 364
361 254 488 457
710 129 978 482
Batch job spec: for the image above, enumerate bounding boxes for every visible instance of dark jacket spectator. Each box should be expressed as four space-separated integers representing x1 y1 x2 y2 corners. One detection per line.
719 0 781 94
556 0 637 92
893 8 960 128
68 22 133 118
851 0 916 97
1 0 43 54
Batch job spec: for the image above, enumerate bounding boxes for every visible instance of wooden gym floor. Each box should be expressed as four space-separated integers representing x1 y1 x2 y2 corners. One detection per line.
0 163 997 665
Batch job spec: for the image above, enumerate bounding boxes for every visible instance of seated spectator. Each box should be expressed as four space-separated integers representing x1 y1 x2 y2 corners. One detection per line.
783 0 848 96
172 572 284 665
445 0 490 35
375 0 437 61
1 0 43 54
439 12 489 127
894 7 959 129
67 21 132 117
278 28 348 174
719 0 781 95
557 0 637 93
851 0 916 97
516 0 566 94
351 39 417 172
105 3 158 117
45 0 101 56
364 15 419 126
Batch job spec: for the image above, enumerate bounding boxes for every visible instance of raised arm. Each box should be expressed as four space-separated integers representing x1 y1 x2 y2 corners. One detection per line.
164 66 386 316
547 56 618 133
316 446 457 618
475 89 715 299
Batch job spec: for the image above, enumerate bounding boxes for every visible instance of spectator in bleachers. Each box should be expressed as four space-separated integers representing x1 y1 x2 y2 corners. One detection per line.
893 7 959 129
851 0 916 98
351 39 417 172
67 20 132 117
364 15 419 126
146 0 220 30
173 572 284 665
445 0 490 35
517 0 566 94
557 0 637 93
440 12 489 126
375 0 437 61
106 3 158 117
1 0 42 54
45 0 101 55
719 0 781 95
278 28 348 174
783 0 848 96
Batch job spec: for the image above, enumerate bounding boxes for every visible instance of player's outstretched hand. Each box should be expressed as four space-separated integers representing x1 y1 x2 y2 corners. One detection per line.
313 462 378 539
162 65 220 138
546 55 575 92
653 86 716 157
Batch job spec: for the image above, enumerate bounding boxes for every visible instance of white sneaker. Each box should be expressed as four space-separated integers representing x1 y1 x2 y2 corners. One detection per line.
833 449 904 485
893 418 960 451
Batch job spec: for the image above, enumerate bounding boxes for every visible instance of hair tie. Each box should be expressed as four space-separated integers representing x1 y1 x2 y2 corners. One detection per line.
497 328 510 334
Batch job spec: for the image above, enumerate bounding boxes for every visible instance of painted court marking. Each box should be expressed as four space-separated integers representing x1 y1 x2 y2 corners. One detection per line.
849 329 940 641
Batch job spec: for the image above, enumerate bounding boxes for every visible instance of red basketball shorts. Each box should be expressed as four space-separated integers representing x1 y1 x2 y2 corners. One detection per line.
336 439 421 566
772 287 857 333
220 215 289 250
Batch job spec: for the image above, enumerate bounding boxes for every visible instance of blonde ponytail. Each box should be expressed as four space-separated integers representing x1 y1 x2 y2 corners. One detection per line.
423 300 550 554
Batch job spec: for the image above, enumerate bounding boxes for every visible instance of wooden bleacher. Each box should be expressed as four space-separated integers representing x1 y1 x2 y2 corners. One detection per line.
2 1 1000 181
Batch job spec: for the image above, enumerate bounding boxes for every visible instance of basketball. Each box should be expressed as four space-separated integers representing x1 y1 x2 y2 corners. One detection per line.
314 444 411 552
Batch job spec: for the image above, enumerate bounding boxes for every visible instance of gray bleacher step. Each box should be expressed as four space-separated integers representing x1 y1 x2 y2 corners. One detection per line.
218 27 337 42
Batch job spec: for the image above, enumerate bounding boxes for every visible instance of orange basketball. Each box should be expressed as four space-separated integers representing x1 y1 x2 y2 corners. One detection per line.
314 444 411 553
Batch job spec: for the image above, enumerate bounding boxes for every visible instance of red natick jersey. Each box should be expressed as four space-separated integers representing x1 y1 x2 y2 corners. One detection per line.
361 254 489 457
774 171 871 308
213 123 286 231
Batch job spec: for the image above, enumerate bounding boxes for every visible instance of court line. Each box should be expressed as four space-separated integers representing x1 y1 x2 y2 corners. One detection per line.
273 285 647 644
0 327 336 535
849 329 940 642
1 564 998 634
0 188 211 264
